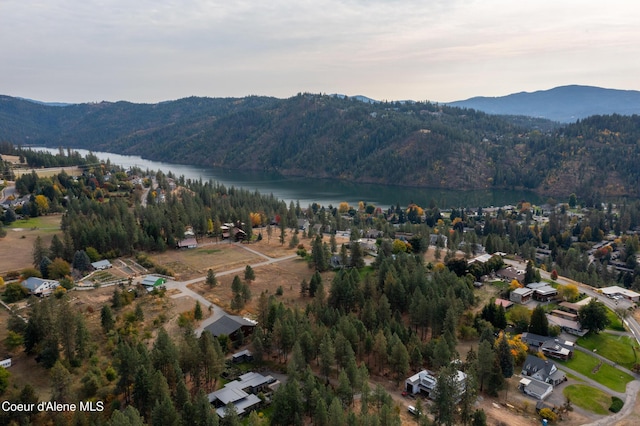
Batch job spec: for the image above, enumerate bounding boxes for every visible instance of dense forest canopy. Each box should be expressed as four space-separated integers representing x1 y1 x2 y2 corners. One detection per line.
2 94 640 199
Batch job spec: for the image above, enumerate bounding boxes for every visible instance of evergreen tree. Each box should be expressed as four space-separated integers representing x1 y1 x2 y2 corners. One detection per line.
101 305 115 332
529 305 549 336
73 250 92 273
206 269 217 288
244 265 255 282
495 333 514 378
194 301 203 320
32 236 48 267
431 364 457 426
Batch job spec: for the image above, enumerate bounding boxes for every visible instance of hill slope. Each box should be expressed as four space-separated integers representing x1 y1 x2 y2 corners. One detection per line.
447 85 640 123
1 93 640 199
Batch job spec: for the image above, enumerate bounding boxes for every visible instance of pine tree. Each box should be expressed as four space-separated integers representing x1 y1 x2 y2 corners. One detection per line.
495 333 514 378
194 301 203 320
244 265 255 282
101 305 115 332
529 305 549 336
206 269 217 288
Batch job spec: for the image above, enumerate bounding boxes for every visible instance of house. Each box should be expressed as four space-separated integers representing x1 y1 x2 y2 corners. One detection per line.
600 286 640 302
519 377 553 400
204 314 257 341
21 277 60 296
429 234 448 247
469 253 493 265
494 298 514 310
497 266 525 283
357 238 378 252
521 355 566 386
540 339 574 360
546 314 588 336
141 275 166 290
526 282 558 302
297 219 310 231
91 259 112 270
177 237 198 249
208 372 277 418
405 369 466 399
521 332 550 349
231 349 254 364
510 287 533 304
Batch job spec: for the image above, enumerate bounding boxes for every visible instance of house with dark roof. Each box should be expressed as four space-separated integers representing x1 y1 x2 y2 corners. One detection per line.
521 355 566 386
204 314 257 341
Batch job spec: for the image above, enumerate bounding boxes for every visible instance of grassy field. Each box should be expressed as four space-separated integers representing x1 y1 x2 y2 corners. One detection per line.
6 215 61 231
606 309 626 332
0 215 62 275
563 384 612 415
559 351 634 393
577 333 639 369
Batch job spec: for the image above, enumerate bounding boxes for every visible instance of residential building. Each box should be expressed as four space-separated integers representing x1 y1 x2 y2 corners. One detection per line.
204 314 257 341
208 372 277 418
21 277 60 296
521 355 566 386
519 377 553 400
546 314 588 336
404 369 467 399
510 287 533 304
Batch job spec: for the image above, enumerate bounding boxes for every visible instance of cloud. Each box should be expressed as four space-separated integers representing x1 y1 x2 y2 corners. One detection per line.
1 0 639 102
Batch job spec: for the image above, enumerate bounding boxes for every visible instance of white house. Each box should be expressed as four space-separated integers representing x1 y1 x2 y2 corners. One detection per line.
21 277 60 296
405 369 466 399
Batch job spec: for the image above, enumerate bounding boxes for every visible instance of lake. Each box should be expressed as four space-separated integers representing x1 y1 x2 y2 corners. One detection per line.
31 147 541 209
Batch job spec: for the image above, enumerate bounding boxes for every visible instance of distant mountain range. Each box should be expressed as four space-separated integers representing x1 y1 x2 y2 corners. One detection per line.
446 85 640 123
1 90 640 199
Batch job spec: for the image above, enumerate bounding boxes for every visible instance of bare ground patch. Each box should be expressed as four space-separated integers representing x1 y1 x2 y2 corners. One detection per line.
189 257 332 316
0 215 63 276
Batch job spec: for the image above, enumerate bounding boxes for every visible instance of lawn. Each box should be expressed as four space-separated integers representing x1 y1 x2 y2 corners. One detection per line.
606 309 625 332
7 215 60 230
559 351 634 393
577 333 639 369
563 384 611 415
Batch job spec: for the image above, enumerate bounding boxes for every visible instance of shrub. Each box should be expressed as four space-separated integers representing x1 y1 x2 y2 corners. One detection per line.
275 286 284 296
609 396 623 413
539 408 558 422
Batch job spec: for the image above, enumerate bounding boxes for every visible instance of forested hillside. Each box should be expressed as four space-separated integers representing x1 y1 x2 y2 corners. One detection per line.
1 94 640 198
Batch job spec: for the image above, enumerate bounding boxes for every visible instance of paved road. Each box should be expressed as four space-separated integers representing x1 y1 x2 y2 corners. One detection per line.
0 181 16 203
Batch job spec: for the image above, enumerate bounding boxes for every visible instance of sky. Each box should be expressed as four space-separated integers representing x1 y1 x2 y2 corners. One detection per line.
1 0 639 104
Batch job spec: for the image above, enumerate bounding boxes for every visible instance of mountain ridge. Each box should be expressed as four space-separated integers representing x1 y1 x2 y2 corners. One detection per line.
1 92 640 200
446 85 640 122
